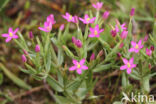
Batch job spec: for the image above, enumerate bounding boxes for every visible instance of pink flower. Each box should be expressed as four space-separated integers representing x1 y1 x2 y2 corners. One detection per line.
69 59 88 74
102 11 110 19
38 21 52 32
119 42 124 48
59 24 64 31
129 40 144 53
90 53 95 61
46 14 56 25
29 31 34 39
143 34 148 42
146 48 152 56
120 57 136 74
130 8 135 16
62 12 75 22
120 30 128 39
73 15 79 24
110 25 119 37
35 44 40 52
89 25 104 38
92 2 103 11
79 14 96 24
75 39 82 48
1 27 19 43
21 54 27 63
72 37 82 48
23 49 28 55
120 23 127 30
150 46 154 51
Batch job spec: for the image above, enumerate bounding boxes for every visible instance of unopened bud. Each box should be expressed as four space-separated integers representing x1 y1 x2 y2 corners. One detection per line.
21 54 27 63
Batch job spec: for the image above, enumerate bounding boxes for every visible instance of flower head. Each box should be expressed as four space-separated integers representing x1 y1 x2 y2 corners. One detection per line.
102 11 110 19
129 40 143 53
120 57 136 74
120 30 128 39
92 2 103 11
130 8 135 16
21 54 27 63
75 39 82 48
59 24 64 31
69 59 88 74
62 12 75 22
79 14 96 24
29 31 34 39
1 27 19 43
38 21 52 32
35 44 40 52
146 48 152 56
46 14 56 25
90 53 95 61
89 25 104 38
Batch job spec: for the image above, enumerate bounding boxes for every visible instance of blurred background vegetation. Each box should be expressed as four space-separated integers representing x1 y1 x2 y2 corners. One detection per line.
0 0 156 104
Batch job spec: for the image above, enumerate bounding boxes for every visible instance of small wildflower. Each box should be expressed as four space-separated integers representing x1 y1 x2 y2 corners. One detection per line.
120 57 136 74
129 40 143 53
79 14 96 24
119 42 124 48
62 12 75 22
102 11 110 19
75 39 82 48
146 48 152 56
59 24 64 31
21 54 27 63
110 25 119 37
46 14 56 25
23 49 28 55
130 8 135 16
29 31 34 39
92 2 103 11
143 34 148 42
120 30 128 39
73 15 79 24
35 44 40 52
120 23 127 30
150 46 154 51
1 27 19 43
38 21 52 32
90 53 95 61
69 59 88 74
89 24 104 38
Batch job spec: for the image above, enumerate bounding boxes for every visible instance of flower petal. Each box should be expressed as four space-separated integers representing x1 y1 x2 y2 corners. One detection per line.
13 28 19 34
69 66 77 71
72 59 78 65
1 34 9 37
129 48 134 52
129 57 134 64
122 58 128 64
120 65 127 70
80 58 85 65
5 37 12 43
12 35 18 39
127 69 132 74
77 69 82 74
8 27 13 33
131 41 136 46
81 65 88 70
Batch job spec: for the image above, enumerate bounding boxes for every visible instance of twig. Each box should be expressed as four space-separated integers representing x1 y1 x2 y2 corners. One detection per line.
95 70 119 87
12 85 45 100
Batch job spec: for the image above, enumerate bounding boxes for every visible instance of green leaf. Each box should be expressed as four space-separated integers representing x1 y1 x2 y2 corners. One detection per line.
0 63 31 90
66 79 81 91
93 63 112 72
142 76 150 93
54 95 75 104
46 75 64 92
0 0 10 12
0 73 3 85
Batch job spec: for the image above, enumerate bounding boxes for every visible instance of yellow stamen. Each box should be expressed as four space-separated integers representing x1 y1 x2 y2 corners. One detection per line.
135 44 139 49
9 32 13 37
87 18 90 22
94 30 98 35
127 63 131 68
69 15 72 20
77 63 81 68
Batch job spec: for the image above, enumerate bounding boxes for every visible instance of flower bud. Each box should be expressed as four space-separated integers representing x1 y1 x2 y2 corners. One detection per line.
117 52 121 58
23 49 28 55
143 34 148 42
35 44 40 52
72 37 76 44
102 11 110 19
150 46 154 51
119 42 124 48
21 54 27 63
111 30 117 37
120 30 128 39
146 48 152 56
59 24 64 31
75 39 82 48
90 53 95 61
97 50 103 59
29 31 34 39
130 8 135 16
